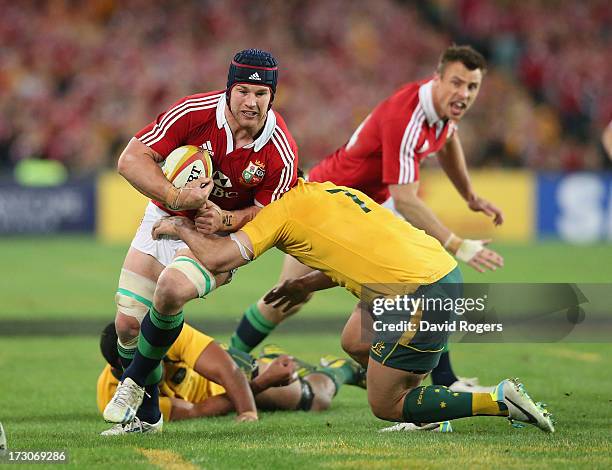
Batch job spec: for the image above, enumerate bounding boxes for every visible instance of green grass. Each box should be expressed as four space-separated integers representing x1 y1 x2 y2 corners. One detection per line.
0 337 610 469
1 237 611 468
1 237 611 320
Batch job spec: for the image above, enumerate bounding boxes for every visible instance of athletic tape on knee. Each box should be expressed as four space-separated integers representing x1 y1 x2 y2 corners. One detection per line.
117 336 138 351
167 256 216 298
115 269 156 322
230 233 253 261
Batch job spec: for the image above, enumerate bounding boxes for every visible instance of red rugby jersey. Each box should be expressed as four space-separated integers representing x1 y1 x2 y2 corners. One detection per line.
135 90 298 216
309 79 456 204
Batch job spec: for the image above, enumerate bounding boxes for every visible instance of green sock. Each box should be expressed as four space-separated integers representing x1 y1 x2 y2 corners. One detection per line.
230 303 276 352
317 361 359 394
402 386 508 423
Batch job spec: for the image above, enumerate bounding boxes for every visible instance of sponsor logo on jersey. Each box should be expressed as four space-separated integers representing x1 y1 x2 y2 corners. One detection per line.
240 160 265 186
212 170 238 198
199 140 214 157
213 170 232 188
249 72 261 81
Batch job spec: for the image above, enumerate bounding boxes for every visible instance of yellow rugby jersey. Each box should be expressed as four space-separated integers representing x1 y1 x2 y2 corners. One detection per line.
241 179 457 297
96 323 226 421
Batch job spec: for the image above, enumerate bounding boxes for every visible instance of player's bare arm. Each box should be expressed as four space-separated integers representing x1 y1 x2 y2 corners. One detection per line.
437 134 504 225
193 341 258 420
117 138 213 210
167 355 297 421
388 182 503 272
263 271 338 313
194 201 261 235
152 216 250 273
389 181 454 243
162 340 259 422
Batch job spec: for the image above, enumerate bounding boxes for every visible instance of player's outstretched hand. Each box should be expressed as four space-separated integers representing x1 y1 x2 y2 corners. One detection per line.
194 200 224 235
468 195 504 226
263 279 310 313
467 241 504 273
151 216 193 240
168 177 214 210
260 354 298 387
235 411 259 423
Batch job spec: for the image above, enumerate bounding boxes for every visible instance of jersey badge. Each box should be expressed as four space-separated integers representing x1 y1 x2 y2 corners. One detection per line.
240 160 266 186
371 342 386 357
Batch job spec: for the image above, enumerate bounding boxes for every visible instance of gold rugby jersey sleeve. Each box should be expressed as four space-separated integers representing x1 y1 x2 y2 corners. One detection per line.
166 323 216 369
243 179 457 297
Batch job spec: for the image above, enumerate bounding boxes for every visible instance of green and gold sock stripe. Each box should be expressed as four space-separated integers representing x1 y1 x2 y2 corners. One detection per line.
174 256 214 297
245 304 275 334
149 307 184 330
116 288 153 308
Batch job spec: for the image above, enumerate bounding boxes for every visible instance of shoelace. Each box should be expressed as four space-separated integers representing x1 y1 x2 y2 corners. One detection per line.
113 381 142 408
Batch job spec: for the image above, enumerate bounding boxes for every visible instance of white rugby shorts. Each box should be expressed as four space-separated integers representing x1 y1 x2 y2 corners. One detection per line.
130 202 188 267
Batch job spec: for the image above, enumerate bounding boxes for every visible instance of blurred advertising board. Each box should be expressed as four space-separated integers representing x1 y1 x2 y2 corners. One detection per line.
0 179 95 234
537 173 612 243
419 170 534 242
97 172 148 242
95 170 612 244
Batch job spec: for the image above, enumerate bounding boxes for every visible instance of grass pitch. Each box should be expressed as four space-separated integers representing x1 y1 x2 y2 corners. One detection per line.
1 338 610 469
0 238 611 468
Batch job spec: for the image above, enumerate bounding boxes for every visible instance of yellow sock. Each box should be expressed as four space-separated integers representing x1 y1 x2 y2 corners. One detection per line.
472 392 509 416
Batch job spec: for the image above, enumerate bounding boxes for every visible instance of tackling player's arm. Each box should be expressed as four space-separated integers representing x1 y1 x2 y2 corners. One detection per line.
263 271 338 313
436 133 504 225
152 217 252 273
153 192 287 272
194 201 261 234
117 138 212 210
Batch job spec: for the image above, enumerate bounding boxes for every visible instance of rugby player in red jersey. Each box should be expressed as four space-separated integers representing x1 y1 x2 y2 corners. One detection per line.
104 49 298 432
230 45 503 402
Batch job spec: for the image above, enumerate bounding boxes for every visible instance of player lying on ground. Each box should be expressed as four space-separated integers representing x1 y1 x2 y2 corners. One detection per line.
110 48 298 430
229 45 503 394
105 178 554 433
98 322 365 434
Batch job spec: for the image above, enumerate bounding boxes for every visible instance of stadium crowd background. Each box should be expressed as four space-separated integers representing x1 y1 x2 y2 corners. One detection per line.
0 0 610 175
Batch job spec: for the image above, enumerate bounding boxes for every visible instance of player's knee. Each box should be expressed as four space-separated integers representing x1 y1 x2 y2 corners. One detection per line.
341 333 364 357
154 269 197 313
115 268 155 340
368 398 399 421
310 392 332 412
114 314 140 344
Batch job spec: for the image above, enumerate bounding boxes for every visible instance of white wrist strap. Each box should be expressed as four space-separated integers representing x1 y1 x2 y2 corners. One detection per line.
455 239 484 262
230 233 254 261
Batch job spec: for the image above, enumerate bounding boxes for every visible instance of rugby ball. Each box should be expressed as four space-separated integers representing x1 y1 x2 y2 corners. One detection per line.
162 145 213 188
